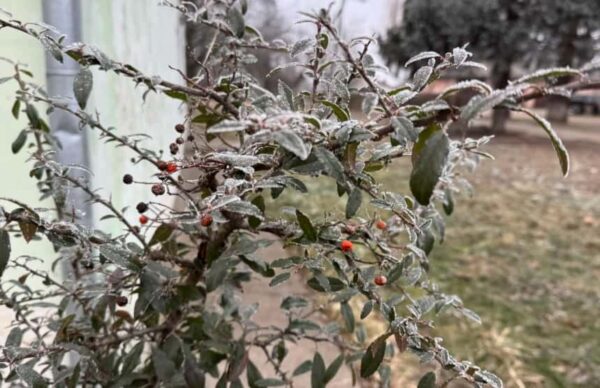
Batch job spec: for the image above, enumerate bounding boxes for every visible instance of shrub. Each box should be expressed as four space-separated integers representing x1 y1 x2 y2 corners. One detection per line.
0 2 595 387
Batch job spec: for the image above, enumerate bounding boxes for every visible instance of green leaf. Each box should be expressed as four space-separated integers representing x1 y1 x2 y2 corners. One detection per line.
360 334 388 378
247 361 264 388
281 296 308 310
306 276 345 292
345 187 362 219
5 327 22 347
514 67 582 84
410 124 449 205
443 189 454 215
25 104 40 129
224 200 264 218
205 258 234 292
311 352 326 388
412 66 433 90
341 302 355 332
73 67 93 109
184 356 206 387
269 272 290 287
121 342 144 374
99 243 138 270
255 378 285 387
15 364 47 388
324 354 344 383
164 89 188 101
417 371 436 388
0 229 10 279
11 130 27 154
149 223 174 246
360 300 374 319
460 85 526 123
321 100 349 121
227 6 245 38
152 348 176 382
273 130 309 160
293 360 313 376
404 51 441 67
313 146 346 184
240 255 275 277
296 209 317 242
278 79 295 110
516 107 569 176
11 99 20 119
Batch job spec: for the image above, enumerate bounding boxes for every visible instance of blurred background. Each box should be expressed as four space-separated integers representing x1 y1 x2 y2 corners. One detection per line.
1 1 599 387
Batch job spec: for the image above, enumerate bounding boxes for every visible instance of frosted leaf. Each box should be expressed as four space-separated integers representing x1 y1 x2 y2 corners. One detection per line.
439 80 492 98
513 67 583 84
412 66 433 91
404 51 441 67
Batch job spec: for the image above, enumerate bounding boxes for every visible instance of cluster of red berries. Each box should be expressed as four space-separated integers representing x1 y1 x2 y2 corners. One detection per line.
339 239 387 286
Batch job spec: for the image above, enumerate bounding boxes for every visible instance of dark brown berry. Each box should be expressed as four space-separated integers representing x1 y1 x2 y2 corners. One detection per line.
115 295 128 306
176 137 184 145
151 184 166 196
157 160 168 171
187 134 195 141
169 143 179 155
136 202 148 213
175 123 185 133
122 174 133 184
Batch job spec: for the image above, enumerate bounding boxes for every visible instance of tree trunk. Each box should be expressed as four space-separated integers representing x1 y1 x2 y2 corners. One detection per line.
546 95 571 123
490 61 512 133
546 20 578 123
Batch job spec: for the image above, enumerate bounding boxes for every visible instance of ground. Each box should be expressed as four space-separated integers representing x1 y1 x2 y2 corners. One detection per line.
251 110 600 387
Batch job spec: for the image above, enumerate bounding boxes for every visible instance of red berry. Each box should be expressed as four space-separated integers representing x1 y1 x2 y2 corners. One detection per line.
200 214 213 227
157 160 168 171
139 215 149 225
166 162 177 173
122 174 133 184
376 220 387 230
340 240 353 252
175 123 185 133
151 184 165 196
374 275 387 286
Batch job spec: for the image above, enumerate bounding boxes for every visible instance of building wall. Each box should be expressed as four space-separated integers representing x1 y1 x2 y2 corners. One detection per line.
0 0 185 334
80 1 186 232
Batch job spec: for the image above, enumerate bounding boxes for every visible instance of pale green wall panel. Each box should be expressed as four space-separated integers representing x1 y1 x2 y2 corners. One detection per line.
0 0 53 333
81 1 186 232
